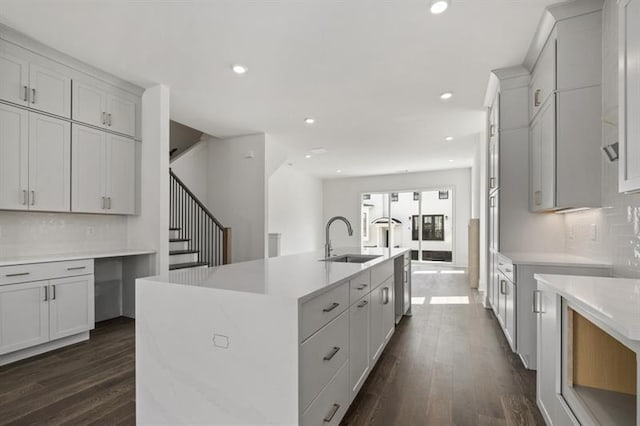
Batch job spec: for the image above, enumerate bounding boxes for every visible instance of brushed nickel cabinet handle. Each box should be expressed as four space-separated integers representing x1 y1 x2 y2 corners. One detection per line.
23 86 28 102
323 403 340 423
490 124 496 137
489 196 495 208
357 300 368 308
107 113 112 126
489 177 496 189
31 88 36 104
356 284 367 290
108 197 112 209
101 196 106 209
102 112 107 125
383 287 390 304
22 189 28 205
323 346 340 361
322 302 340 313
534 89 541 107
533 290 544 314
500 280 506 295
67 266 86 271
30 190 35 205
44 286 48 301
6 272 29 277
51 285 56 300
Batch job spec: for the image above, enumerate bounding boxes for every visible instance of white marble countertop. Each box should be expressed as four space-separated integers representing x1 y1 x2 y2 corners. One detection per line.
0 248 156 266
535 274 640 341
500 251 611 268
142 247 408 302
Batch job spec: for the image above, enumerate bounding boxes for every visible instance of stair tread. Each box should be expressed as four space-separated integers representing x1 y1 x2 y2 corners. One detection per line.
169 249 199 255
169 238 190 242
169 261 208 271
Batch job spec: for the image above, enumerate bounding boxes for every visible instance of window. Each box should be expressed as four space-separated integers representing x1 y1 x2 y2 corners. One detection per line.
411 215 420 240
422 214 444 241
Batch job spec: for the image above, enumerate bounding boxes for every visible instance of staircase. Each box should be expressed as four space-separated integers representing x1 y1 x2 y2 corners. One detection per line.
169 169 231 271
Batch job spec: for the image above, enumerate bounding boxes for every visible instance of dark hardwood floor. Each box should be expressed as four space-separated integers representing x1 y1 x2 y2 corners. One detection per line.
0 264 543 425
341 264 544 426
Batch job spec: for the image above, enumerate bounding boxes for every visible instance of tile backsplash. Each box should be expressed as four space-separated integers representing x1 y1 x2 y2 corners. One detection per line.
564 0 640 278
0 211 128 257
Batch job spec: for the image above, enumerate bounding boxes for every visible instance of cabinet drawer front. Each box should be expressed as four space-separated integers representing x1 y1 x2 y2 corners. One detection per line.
371 259 393 289
302 361 349 426
0 259 93 286
497 256 515 283
301 282 349 341
300 311 348 410
349 271 370 304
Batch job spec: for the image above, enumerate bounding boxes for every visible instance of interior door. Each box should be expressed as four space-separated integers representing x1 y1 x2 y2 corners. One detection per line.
28 113 71 212
28 62 71 118
0 103 29 210
49 275 94 341
0 50 29 106
0 281 49 355
72 79 107 129
106 133 136 214
71 124 106 213
107 90 137 137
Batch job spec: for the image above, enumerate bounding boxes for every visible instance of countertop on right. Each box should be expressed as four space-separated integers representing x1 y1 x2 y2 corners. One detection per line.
499 251 611 268
534 274 640 341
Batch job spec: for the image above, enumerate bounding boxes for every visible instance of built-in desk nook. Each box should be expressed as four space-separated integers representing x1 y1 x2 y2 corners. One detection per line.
534 274 640 426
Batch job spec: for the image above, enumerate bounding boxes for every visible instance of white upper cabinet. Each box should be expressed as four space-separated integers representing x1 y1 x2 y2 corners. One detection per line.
28 62 71 118
619 0 640 193
0 42 71 118
0 50 29 107
0 103 28 210
72 77 140 138
71 124 136 215
28 113 71 212
527 6 602 211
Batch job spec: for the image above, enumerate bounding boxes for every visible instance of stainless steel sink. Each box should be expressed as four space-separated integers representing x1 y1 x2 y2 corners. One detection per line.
320 254 382 263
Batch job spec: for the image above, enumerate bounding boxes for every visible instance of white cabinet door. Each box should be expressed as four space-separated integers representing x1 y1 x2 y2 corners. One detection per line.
381 279 394 343
529 96 556 211
106 134 136 214
0 281 49 355
72 79 107 129
619 0 640 193
29 62 71 118
529 37 556 122
0 104 29 210
349 294 370 400
369 284 384 364
0 50 29 107
504 279 516 351
49 275 94 341
28 113 71 212
71 124 106 213
107 90 138 137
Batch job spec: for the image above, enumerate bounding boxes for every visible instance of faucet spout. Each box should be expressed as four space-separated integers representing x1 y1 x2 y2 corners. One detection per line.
325 216 354 258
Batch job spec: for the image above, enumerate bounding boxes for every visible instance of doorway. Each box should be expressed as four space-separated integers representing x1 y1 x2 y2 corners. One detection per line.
360 188 454 263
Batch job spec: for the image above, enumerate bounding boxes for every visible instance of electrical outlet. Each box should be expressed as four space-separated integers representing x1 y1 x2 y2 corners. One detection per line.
590 224 598 241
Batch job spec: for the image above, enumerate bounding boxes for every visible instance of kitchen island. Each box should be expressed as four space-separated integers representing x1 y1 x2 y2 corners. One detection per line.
136 247 410 425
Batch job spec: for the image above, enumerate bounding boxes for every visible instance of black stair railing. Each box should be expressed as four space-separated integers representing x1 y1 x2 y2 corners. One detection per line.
170 169 231 266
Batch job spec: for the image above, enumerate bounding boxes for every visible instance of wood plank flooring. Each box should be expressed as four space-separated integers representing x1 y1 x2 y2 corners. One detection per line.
0 264 543 425
341 264 544 426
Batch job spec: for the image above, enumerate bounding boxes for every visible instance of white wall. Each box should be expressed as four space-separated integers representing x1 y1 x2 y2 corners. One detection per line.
207 133 267 263
324 168 472 267
268 165 323 255
563 0 640 278
170 140 209 203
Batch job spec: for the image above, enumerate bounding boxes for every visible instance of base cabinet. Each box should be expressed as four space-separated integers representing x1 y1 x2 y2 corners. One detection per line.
0 281 49 354
49 275 94 341
349 293 370 399
370 277 393 364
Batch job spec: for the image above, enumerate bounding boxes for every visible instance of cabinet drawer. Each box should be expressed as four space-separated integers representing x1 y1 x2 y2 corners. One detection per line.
497 255 515 284
349 271 370 305
371 260 393 289
0 259 94 286
302 360 349 426
301 281 349 341
300 311 348 411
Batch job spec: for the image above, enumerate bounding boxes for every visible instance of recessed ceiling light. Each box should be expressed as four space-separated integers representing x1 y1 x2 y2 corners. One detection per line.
304 117 315 125
336 169 342 173
448 159 454 162
311 147 327 154
232 64 248 74
304 154 312 159
430 0 449 14
440 91 453 100
445 136 454 141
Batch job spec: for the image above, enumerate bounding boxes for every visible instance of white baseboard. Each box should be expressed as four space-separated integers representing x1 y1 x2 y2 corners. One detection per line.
0 331 90 366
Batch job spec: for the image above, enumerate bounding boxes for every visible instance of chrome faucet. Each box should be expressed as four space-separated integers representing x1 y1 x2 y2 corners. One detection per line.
325 216 353 258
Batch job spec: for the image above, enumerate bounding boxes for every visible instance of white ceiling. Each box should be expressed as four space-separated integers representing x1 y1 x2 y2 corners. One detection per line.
0 0 559 178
